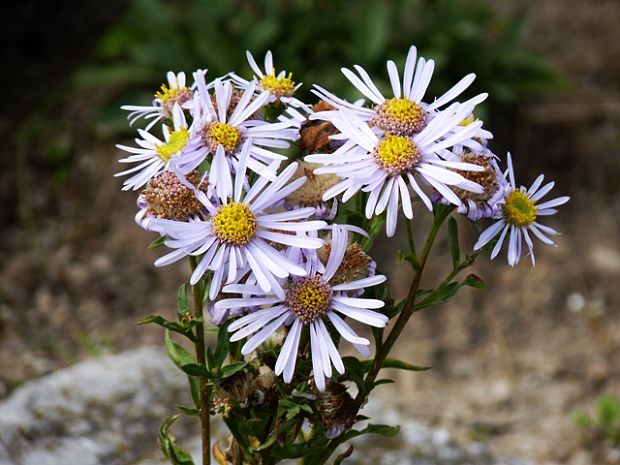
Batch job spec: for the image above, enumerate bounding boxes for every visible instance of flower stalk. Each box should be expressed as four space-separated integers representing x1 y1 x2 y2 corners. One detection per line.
190 256 211 465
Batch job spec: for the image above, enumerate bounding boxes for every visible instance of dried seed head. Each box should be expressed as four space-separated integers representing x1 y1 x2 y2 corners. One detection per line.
285 161 341 206
454 151 498 201
300 101 338 152
315 382 358 438
142 170 207 221
318 243 374 285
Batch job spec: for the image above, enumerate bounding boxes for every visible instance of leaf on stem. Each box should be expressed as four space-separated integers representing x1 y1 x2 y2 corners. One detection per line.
159 414 195 465
137 315 196 342
342 423 400 441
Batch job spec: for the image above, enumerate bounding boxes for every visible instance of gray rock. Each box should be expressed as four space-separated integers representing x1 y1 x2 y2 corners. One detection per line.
0 347 188 465
0 348 532 465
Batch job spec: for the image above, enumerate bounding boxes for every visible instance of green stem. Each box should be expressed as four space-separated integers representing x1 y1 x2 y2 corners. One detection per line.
190 256 211 465
365 205 452 382
312 205 454 465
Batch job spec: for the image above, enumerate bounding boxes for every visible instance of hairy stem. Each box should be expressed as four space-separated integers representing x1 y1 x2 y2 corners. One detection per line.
190 257 211 465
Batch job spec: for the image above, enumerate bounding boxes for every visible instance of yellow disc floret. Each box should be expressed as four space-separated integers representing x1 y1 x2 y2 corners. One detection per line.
260 72 296 97
154 84 193 114
373 134 421 175
459 114 480 127
212 202 257 246
286 276 332 323
502 190 537 227
205 122 241 153
156 128 189 160
155 84 188 103
371 98 426 135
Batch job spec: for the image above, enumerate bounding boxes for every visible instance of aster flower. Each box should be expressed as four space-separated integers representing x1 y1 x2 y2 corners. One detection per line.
116 104 199 190
434 145 509 221
121 71 202 131
230 50 308 110
175 75 299 199
474 153 569 266
148 142 327 299
312 45 487 136
306 104 486 236
217 225 388 391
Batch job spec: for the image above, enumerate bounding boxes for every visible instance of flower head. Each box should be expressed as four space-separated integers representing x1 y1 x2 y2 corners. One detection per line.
434 145 509 220
218 226 388 391
149 142 327 299
230 50 308 110
306 105 486 236
312 45 487 132
474 153 570 266
174 75 299 200
121 71 201 131
116 105 195 190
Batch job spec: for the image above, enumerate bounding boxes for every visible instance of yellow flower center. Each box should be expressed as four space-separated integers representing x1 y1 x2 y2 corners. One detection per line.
502 190 537 227
155 84 192 106
371 98 426 135
259 72 296 97
286 277 332 323
373 134 421 175
459 114 481 127
205 122 241 153
155 128 189 160
212 202 257 246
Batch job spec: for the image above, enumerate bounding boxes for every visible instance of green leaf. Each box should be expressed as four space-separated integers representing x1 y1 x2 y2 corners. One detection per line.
213 320 232 369
463 273 486 289
373 378 395 387
448 217 460 267
342 423 400 441
220 361 249 379
381 358 432 372
176 405 199 416
164 330 204 376
136 315 196 342
159 414 195 465
415 274 485 311
177 284 191 315
188 374 201 408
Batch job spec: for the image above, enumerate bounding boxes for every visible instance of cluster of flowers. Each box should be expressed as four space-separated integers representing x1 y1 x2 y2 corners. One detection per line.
117 46 568 392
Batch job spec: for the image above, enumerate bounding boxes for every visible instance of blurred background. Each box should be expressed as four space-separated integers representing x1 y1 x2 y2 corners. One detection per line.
1 1 619 464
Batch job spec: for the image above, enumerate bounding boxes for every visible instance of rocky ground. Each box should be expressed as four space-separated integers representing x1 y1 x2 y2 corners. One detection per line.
0 347 532 465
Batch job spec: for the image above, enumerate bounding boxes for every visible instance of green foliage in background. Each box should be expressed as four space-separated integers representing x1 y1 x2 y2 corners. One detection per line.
75 0 559 133
576 394 620 450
